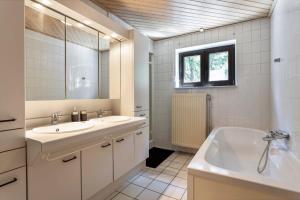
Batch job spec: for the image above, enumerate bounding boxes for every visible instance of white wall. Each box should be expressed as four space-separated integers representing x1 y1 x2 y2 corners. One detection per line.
271 0 300 159
153 18 271 149
26 99 112 129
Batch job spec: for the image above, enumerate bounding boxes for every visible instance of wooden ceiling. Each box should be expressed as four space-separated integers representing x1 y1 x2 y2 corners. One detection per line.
91 0 274 40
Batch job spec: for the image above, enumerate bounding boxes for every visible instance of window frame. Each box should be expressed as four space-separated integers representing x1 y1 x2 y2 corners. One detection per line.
178 44 235 88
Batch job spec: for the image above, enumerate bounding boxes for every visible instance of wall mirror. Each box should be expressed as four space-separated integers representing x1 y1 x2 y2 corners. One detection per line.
25 1 121 101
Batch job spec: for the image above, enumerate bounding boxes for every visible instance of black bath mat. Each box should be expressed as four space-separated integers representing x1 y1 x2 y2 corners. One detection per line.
146 147 174 168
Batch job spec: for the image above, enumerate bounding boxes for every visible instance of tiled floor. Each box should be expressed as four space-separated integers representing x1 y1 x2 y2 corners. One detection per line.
107 152 194 200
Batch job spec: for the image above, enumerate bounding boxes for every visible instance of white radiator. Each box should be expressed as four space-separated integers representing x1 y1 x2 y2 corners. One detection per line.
172 93 210 149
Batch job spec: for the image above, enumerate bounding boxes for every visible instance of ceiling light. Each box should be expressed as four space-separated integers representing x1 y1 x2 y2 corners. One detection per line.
77 23 84 28
34 3 44 10
199 27 205 32
41 0 51 6
111 32 118 38
104 35 111 40
84 20 91 25
60 20 72 26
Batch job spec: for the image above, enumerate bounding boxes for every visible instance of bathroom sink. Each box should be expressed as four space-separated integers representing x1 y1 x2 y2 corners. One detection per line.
90 116 132 124
32 121 95 134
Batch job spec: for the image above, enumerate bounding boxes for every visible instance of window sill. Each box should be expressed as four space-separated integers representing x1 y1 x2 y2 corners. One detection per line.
174 84 237 89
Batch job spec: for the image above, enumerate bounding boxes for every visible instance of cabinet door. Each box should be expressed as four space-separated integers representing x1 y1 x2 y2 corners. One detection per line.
28 153 81 200
134 127 149 165
133 30 149 111
0 167 26 200
82 141 113 200
113 133 134 180
0 1 25 131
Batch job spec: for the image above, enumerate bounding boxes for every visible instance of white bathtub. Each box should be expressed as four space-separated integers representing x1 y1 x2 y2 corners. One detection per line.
187 127 300 200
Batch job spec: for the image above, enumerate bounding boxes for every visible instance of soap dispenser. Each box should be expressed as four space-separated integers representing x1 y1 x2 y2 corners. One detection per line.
71 107 79 122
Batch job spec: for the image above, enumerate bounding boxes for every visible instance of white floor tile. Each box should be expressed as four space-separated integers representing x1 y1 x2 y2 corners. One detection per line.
169 161 184 170
142 169 160 179
128 173 141 183
112 193 134 200
173 157 188 164
155 173 174 184
133 176 153 187
152 165 167 173
160 160 171 167
163 185 185 200
170 177 187 189
163 167 179 176
137 189 160 200
105 191 119 200
176 171 187 179
117 181 130 192
122 184 144 198
147 180 169 193
181 191 187 200
158 195 177 200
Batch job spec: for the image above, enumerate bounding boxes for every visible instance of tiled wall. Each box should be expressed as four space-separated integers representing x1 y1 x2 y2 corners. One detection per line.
271 0 300 159
152 18 271 149
25 29 65 100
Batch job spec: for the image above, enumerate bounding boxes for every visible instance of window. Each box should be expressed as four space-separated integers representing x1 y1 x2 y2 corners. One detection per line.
178 44 235 88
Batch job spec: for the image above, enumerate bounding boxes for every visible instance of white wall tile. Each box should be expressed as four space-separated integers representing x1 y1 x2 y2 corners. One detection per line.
152 18 271 149
271 0 300 159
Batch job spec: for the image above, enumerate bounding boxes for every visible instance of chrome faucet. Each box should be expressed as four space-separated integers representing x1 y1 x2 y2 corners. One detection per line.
263 130 290 141
51 112 62 125
257 130 290 174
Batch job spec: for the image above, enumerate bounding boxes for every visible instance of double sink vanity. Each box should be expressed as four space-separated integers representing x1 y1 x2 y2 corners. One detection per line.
26 115 149 200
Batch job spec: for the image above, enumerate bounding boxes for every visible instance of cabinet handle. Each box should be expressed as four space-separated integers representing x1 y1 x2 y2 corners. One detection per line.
101 143 111 148
136 106 142 109
116 138 124 143
139 114 146 117
62 156 77 163
0 118 16 123
0 178 17 188
136 131 143 135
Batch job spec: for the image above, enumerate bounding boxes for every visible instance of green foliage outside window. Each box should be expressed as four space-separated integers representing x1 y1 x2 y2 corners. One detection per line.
183 55 201 83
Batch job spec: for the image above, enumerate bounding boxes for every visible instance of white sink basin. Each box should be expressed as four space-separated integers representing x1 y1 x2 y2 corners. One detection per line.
32 121 95 134
90 116 132 124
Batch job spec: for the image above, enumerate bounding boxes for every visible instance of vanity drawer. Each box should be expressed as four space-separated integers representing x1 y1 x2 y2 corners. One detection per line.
0 148 26 174
0 129 25 153
0 167 26 200
134 110 149 127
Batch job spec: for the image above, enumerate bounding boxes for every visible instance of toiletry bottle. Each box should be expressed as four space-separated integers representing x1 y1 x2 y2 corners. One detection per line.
71 107 79 122
80 110 88 121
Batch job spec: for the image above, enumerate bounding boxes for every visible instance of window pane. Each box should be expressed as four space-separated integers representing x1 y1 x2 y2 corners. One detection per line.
209 51 229 81
183 55 201 83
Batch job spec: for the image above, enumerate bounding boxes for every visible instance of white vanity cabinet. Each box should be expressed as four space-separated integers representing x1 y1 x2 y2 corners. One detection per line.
0 0 25 132
0 167 26 200
134 127 149 165
113 133 135 180
82 140 113 200
28 152 81 200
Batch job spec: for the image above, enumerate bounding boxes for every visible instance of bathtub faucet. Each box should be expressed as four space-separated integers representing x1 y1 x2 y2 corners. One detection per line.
257 130 289 174
263 130 290 141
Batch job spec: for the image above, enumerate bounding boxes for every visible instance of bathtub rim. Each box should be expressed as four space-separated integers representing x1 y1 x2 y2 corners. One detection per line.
187 126 300 195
